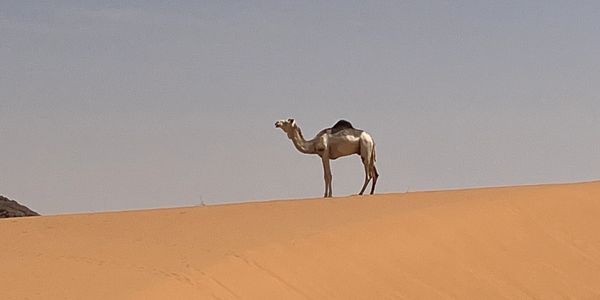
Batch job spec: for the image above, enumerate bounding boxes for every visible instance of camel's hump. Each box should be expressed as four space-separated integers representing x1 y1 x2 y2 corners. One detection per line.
331 120 354 133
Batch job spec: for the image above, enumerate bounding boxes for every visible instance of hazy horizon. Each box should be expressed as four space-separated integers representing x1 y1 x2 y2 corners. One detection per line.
2 1 599 214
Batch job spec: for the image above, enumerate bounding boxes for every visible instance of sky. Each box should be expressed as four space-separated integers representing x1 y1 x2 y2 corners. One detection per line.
2 1 599 214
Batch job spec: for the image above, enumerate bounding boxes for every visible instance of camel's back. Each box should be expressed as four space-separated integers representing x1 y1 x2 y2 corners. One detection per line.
315 120 365 138
331 120 354 134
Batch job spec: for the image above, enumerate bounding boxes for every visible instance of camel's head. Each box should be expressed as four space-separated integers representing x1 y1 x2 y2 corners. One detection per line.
275 118 296 133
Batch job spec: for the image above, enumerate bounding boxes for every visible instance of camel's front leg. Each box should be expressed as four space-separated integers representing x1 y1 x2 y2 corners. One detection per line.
321 157 332 198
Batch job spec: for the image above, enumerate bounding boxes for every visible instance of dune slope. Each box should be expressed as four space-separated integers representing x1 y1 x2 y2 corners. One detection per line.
2 182 600 299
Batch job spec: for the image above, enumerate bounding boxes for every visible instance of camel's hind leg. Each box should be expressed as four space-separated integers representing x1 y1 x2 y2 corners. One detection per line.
359 170 371 195
370 165 379 195
358 136 376 195
358 157 372 195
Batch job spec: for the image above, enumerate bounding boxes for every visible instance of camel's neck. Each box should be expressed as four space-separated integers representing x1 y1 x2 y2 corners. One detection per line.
287 126 316 154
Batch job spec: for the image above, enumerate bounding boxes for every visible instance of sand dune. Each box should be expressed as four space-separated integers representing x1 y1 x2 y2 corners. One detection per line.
2 181 600 299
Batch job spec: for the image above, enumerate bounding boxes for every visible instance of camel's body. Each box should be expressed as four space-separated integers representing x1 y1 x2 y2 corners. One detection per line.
275 119 379 197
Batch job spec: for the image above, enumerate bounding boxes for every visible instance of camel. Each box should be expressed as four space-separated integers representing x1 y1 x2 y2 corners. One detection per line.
275 118 379 197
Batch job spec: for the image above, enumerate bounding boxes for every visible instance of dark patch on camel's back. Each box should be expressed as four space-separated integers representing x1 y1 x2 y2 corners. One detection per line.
0 195 39 218
331 120 354 134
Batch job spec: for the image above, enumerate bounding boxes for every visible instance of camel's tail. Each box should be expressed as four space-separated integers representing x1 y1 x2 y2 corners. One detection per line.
371 143 378 176
371 143 379 191
371 143 377 164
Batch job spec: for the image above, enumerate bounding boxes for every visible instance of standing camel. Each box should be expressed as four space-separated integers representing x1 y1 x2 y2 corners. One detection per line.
275 118 379 197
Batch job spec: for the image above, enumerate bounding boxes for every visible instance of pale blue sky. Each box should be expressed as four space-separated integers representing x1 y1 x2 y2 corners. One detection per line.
2 1 599 214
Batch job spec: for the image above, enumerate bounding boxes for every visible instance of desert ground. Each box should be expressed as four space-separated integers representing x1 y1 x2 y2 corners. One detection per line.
2 181 600 299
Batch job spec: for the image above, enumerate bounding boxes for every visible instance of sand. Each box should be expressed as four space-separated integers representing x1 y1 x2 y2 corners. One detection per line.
2 181 600 299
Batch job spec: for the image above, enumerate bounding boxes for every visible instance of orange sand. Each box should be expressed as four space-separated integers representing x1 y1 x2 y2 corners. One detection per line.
2 181 600 299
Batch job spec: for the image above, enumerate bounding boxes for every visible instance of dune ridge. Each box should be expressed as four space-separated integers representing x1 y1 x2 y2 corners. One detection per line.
1 181 600 299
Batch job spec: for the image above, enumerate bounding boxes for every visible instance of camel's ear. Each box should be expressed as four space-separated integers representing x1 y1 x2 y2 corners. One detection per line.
288 118 295 123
